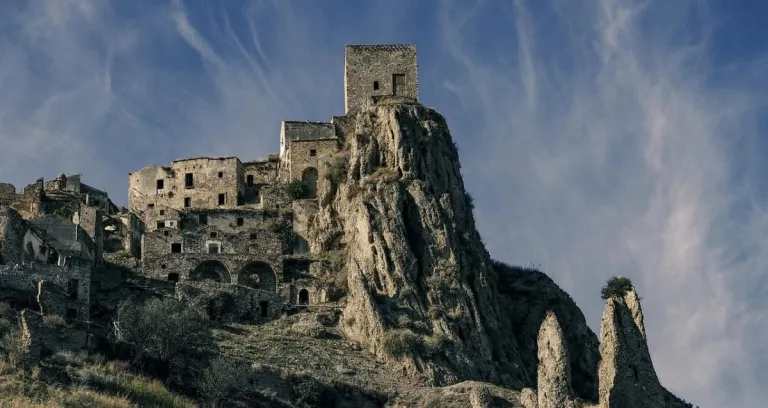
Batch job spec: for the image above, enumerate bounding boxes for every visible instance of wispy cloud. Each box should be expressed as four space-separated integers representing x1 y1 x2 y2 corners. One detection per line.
0 0 765 406
439 0 768 406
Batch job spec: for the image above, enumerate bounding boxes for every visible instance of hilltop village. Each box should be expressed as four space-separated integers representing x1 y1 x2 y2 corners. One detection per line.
0 45 417 329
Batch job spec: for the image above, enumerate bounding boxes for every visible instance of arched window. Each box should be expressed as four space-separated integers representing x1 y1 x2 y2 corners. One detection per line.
238 262 277 292
191 260 231 283
298 289 310 305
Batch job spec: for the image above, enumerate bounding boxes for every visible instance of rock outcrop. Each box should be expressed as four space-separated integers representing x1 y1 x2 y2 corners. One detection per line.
598 289 665 407
307 102 527 387
536 311 575 408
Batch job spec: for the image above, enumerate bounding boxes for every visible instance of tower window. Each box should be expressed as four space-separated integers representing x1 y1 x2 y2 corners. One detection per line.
184 197 191 207
246 175 254 186
373 81 380 90
156 179 164 189
185 173 194 188
159 210 165 215
218 171 223 178
236 217 244 227
171 243 182 253
310 149 317 157
218 193 225 205
210 232 217 239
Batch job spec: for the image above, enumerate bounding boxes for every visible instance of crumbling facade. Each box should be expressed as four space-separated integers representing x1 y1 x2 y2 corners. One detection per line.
122 44 419 311
1 44 418 323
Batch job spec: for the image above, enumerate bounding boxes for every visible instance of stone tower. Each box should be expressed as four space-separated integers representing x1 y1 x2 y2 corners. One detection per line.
344 44 419 113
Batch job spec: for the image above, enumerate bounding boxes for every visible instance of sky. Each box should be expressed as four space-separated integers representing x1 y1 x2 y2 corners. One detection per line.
0 0 767 406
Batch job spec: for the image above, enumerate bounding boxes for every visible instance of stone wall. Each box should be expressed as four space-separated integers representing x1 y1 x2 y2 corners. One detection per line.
128 157 244 212
242 159 279 204
0 260 91 320
140 253 283 287
286 139 339 189
344 44 418 113
175 281 286 322
0 207 26 264
291 200 318 255
76 206 103 265
0 183 16 206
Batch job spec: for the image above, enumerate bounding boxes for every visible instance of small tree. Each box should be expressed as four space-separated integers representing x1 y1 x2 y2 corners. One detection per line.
600 275 634 300
284 180 310 200
196 355 250 407
114 297 213 371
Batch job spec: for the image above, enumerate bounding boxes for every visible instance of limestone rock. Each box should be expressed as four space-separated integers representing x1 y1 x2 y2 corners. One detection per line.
537 311 574 408
598 289 665 407
307 103 527 387
494 262 600 401
520 388 538 408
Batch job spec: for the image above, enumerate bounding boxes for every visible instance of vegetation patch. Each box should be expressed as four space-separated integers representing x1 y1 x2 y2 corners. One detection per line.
382 329 451 358
600 276 634 300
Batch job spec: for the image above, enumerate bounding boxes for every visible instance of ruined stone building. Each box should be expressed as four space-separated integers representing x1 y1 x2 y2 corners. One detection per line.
0 44 418 323
126 45 419 314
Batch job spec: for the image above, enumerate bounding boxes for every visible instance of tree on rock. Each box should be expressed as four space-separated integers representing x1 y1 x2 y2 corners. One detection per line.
600 276 634 300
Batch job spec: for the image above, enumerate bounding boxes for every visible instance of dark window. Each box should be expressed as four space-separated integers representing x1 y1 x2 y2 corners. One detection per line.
373 81 380 90
161 264 167 269
156 221 165 229
260 301 269 318
184 197 191 208
218 171 223 178
310 149 317 157
207 243 220 254
246 175 254 186
236 217 244 227
66 308 77 322
249 233 257 240
393 74 405 96
171 243 182 253
147 204 154 209
164 230 169 236
167 273 179 282
199 214 207 225
156 179 164 189
210 232 217 239
68 279 79 300
185 173 194 188
218 194 225 205
168 192 174 198
159 209 165 215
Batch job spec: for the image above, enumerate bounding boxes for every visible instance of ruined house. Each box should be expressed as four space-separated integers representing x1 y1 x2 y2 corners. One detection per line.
125 45 419 314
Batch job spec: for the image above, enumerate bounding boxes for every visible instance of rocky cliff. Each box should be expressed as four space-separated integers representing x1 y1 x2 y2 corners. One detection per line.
305 101 693 407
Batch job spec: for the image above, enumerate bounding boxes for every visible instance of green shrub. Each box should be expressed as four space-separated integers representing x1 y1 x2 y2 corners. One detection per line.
196 355 250 406
422 333 450 357
114 297 213 367
284 180 310 200
600 275 634 300
382 329 421 357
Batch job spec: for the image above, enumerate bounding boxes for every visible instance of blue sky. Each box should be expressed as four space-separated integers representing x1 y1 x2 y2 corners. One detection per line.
1 0 767 406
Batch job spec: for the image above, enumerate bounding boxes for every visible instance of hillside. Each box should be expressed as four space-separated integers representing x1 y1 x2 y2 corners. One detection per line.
0 101 699 407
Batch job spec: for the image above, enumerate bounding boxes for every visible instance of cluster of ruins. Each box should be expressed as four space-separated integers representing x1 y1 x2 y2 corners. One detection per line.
0 45 419 327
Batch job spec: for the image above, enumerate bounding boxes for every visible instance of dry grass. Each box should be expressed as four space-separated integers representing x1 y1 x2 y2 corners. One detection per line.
0 351 197 408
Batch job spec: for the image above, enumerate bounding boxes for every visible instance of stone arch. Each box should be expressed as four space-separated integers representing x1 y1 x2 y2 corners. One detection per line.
190 260 231 283
238 261 277 292
298 288 310 305
301 167 318 199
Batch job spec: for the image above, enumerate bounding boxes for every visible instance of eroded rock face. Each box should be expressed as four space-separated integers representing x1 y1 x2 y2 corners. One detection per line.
598 289 664 407
307 103 527 387
537 311 574 408
494 263 600 401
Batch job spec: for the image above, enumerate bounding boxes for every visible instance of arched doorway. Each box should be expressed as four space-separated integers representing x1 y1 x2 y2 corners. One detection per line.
298 289 309 305
301 167 318 199
190 260 230 283
237 261 277 292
